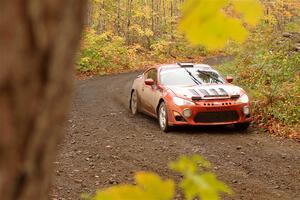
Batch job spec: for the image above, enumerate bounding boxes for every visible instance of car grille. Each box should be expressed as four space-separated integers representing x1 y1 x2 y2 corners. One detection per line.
194 111 239 123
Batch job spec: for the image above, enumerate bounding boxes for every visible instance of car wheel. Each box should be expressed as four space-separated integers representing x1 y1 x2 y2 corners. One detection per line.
158 102 170 132
234 122 250 131
130 90 139 115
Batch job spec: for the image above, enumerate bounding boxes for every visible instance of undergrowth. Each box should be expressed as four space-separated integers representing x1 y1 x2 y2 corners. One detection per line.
76 28 207 75
219 25 300 139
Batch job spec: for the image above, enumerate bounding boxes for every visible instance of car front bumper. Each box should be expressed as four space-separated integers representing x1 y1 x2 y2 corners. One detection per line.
168 101 251 126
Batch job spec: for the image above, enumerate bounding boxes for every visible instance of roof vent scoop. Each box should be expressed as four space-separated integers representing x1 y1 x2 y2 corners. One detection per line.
177 63 194 68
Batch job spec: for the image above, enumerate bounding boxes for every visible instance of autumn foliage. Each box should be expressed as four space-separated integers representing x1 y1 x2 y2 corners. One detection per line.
219 0 300 139
79 0 299 139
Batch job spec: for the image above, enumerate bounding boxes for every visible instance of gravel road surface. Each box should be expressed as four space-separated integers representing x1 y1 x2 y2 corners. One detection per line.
51 69 300 200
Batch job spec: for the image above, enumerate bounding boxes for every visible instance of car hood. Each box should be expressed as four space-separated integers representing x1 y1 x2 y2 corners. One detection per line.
167 84 243 99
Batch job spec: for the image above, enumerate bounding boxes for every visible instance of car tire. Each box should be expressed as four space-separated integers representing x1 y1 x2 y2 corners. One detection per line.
158 102 171 132
130 90 139 115
234 122 250 131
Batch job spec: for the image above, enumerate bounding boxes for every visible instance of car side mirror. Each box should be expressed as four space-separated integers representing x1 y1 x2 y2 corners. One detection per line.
226 76 233 83
145 78 155 86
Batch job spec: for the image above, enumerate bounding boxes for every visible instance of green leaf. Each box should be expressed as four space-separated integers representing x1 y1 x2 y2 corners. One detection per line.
170 155 211 174
180 173 232 200
170 155 232 200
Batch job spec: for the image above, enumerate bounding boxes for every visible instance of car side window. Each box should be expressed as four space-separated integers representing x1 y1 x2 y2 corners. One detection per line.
145 69 157 85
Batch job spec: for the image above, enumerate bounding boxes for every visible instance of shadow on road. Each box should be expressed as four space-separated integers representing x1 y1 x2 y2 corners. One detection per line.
133 111 249 136
171 125 249 135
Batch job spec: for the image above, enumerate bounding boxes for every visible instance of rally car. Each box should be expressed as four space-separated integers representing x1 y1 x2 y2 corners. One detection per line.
129 63 251 132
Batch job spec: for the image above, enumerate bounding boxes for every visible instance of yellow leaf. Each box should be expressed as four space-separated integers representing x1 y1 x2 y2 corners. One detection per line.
179 0 263 49
232 0 264 26
135 172 175 200
94 185 145 200
94 172 175 200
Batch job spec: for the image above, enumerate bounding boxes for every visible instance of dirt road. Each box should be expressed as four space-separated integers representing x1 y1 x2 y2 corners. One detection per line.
51 71 300 200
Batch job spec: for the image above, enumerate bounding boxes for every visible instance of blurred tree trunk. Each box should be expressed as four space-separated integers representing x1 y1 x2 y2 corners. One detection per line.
86 0 93 26
0 0 86 200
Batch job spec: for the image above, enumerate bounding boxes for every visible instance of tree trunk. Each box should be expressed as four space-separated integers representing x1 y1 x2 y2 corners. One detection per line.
116 0 121 35
126 0 133 44
151 0 155 33
0 0 86 200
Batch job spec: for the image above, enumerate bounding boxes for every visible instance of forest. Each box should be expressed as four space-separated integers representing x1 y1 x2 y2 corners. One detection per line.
79 0 300 139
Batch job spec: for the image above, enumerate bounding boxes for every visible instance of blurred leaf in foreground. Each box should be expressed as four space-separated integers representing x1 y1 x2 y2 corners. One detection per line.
170 155 232 200
179 0 263 49
91 155 231 200
93 172 175 200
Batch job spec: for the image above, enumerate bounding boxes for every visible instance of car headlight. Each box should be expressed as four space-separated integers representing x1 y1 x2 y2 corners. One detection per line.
173 97 195 106
236 94 249 104
183 109 192 118
243 106 250 116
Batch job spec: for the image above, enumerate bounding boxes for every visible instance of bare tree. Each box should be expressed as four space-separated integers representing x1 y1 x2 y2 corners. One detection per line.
0 0 86 199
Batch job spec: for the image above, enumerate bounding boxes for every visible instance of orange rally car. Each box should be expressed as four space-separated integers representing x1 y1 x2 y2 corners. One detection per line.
130 63 251 132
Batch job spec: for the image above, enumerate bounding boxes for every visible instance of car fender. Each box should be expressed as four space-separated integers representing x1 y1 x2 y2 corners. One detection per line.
130 76 143 107
155 87 173 115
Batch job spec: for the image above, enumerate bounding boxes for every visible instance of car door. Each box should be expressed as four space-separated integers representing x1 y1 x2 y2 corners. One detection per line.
140 68 160 115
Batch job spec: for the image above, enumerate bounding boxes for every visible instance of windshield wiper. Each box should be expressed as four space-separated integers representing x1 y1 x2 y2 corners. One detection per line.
197 70 223 84
184 68 202 85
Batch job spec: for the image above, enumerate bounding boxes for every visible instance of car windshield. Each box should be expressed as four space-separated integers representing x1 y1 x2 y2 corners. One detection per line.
160 67 225 86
